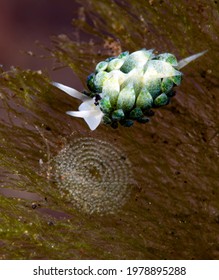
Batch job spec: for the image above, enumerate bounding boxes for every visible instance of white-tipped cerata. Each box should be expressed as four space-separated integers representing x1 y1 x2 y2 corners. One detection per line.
52 48 207 130
144 60 182 79
178 50 208 70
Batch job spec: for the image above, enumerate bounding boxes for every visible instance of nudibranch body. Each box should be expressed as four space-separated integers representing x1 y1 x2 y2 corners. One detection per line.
52 49 207 130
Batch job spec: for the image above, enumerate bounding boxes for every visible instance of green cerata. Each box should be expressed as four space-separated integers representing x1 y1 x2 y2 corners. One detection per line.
52 49 207 130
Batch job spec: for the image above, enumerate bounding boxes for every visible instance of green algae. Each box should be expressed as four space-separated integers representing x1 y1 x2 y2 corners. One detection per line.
0 0 219 260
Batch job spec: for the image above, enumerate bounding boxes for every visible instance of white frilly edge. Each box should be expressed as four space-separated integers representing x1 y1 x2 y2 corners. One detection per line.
52 82 104 131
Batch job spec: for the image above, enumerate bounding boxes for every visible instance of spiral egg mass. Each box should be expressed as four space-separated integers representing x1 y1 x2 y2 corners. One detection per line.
53 137 133 215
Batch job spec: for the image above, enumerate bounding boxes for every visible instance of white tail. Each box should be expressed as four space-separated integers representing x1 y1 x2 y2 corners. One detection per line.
178 50 208 70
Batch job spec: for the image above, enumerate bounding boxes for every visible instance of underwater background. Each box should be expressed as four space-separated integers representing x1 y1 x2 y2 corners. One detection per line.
0 0 218 259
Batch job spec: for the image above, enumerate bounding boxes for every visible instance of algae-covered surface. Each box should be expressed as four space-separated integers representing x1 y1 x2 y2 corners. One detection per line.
0 0 219 259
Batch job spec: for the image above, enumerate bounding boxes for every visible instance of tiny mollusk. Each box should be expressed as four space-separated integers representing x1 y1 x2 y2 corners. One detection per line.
52 49 207 130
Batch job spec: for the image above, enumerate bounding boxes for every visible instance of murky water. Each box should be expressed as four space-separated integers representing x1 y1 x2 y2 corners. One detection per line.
0 0 218 259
